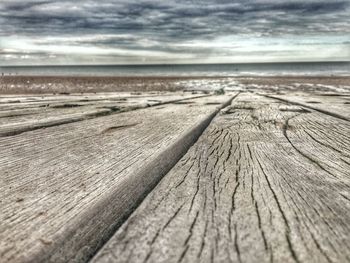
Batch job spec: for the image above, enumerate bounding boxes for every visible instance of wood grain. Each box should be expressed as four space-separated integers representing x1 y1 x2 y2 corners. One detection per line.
92 92 350 263
0 94 234 263
0 92 206 137
0 92 197 108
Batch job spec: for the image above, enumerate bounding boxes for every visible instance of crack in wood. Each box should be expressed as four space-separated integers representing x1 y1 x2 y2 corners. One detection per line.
256 158 300 263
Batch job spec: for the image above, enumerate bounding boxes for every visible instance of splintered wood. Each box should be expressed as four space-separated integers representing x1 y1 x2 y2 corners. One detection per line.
92 93 350 263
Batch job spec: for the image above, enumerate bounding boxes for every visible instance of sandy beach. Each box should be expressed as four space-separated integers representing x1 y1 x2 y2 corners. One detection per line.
1 75 349 94
0 76 213 94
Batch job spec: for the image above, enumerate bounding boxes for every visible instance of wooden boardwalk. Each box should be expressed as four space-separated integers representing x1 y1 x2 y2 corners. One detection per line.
0 90 349 263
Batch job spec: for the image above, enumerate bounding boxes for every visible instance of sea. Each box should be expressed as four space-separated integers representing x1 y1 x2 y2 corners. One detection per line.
0 62 349 77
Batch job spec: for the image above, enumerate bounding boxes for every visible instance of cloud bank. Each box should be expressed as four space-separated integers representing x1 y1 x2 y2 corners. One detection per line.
0 0 349 65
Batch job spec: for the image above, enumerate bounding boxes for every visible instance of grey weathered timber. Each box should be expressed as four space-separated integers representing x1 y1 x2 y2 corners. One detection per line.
0 94 235 263
0 92 207 137
0 92 201 120
0 92 199 111
0 93 136 109
264 92 350 121
92 92 350 263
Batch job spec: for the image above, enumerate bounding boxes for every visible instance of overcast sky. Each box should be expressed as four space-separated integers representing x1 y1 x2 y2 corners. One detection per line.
0 0 349 65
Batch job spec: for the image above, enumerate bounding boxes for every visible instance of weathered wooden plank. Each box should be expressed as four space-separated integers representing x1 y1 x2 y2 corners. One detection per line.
0 108 43 118
0 92 195 111
0 93 134 108
0 92 197 118
264 92 350 121
92 92 350 263
0 94 235 263
0 93 207 137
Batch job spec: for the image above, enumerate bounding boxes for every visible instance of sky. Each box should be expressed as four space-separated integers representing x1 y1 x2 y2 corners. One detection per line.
0 0 349 65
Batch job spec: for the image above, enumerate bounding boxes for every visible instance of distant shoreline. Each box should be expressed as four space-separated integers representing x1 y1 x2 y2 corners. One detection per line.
1 75 350 79
1 62 349 78
1 61 350 67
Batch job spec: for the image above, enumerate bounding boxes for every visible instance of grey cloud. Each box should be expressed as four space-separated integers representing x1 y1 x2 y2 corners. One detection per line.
0 0 349 63
1 1 349 36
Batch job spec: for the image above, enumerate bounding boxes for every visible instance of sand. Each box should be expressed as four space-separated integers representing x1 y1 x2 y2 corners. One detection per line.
0 75 349 95
0 76 220 94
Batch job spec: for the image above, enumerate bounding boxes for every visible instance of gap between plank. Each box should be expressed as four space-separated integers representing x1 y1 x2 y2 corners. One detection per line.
82 93 239 263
